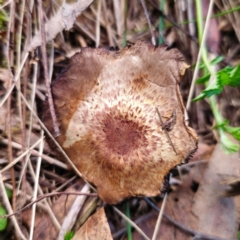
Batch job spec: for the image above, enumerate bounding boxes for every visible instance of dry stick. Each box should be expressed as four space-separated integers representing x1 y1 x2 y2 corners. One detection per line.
54 176 77 192
4 183 48 212
113 206 151 240
57 184 90 240
152 193 168 240
18 0 29 205
147 0 198 43
145 198 230 240
0 138 43 174
155 107 177 154
3 192 98 219
113 0 123 37
6 0 17 217
29 131 44 240
139 0 156 46
0 174 27 240
37 0 60 137
95 0 101 47
0 52 29 108
102 0 114 46
15 84 97 194
26 146 62 230
1 138 68 171
0 0 12 9
112 212 153 239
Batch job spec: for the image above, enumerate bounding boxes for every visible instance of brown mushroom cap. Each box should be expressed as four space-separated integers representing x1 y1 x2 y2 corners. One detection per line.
43 41 198 204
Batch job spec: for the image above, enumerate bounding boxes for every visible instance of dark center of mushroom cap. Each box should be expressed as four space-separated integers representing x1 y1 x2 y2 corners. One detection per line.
102 114 145 155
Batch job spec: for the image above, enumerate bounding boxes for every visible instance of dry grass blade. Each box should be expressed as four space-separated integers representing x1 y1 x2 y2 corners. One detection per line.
29 131 44 240
2 0 240 239
113 206 151 240
186 0 215 110
57 183 90 240
0 138 43 174
0 174 27 240
152 193 168 240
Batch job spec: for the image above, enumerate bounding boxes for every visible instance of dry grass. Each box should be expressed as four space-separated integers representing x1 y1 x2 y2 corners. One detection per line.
0 0 240 239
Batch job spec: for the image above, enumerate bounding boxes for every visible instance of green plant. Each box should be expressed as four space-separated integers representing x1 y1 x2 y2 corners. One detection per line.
192 0 240 153
0 205 7 232
0 187 12 232
64 231 74 240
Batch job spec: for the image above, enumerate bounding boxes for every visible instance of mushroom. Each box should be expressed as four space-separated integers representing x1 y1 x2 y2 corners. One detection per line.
43 41 198 204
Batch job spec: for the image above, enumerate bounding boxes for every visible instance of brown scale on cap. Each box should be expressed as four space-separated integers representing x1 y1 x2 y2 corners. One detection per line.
42 41 198 204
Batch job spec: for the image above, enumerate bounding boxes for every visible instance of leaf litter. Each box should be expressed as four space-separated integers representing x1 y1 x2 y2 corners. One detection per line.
0 0 240 239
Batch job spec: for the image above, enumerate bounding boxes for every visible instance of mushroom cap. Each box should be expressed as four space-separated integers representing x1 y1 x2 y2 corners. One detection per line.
43 41 198 204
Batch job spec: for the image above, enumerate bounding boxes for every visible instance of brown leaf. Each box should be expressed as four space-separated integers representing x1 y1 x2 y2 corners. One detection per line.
27 0 94 51
191 144 239 239
220 175 240 197
27 181 85 240
72 207 112 240
43 41 198 204
133 160 207 240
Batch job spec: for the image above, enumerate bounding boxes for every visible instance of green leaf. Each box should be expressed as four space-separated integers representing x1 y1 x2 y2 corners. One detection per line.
194 64 240 101
229 65 240 87
221 134 239 153
202 79 223 97
192 92 206 102
0 206 7 231
217 65 240 87
196 74 211 84
223 126 240 141
193 56 224 70
64 231 74 240
210 56 224 65
193 77 223 101
212 120 229 129
5 188 12 199
217 66 233 86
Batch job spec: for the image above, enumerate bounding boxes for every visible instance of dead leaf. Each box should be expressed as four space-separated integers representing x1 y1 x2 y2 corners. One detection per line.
72 207 112 240
27 0 94 51
220 175 240 197
43 41 198 204
190 142 214 161
23 180 85 240
191 144 239 239
133 159 207 240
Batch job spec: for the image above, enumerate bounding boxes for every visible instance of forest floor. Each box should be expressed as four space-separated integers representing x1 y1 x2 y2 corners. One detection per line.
0 0 240 239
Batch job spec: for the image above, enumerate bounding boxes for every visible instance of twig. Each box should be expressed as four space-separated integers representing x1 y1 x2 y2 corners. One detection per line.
112 212 153 239
0 52 29 108
2 191 98 219
152 193 168 240
156 108 177 154
95 0 101 47
139 0 156 46
1 138 68 170
0 0 12 9
15 84 84 178
57 184 90 240
29 131 44 240
38 0 60 137
0 174 27 240
145 198 233 240
147 0 198 43
6 0 16 215
113 206 150 240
